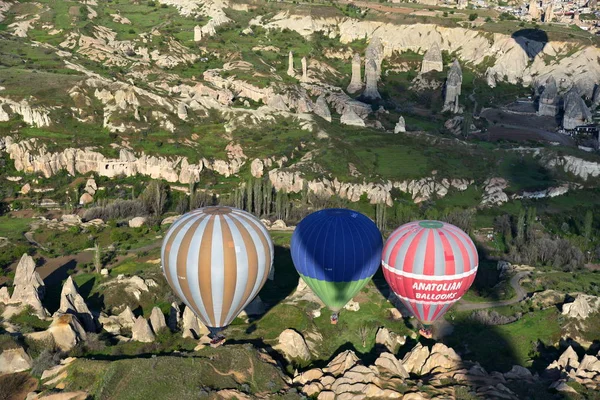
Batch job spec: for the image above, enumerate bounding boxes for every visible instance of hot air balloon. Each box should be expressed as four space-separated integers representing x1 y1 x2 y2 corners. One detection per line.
382 220 478 338
161 206 273 344
290 208 383 324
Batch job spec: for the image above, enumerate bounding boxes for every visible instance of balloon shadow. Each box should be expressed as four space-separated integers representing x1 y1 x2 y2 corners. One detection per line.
511 29 549 60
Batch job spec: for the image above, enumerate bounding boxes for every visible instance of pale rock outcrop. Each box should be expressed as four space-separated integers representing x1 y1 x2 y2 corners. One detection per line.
557 346 580 370
546 155 600 181
504 365 533 381
118 306 136 330
326 350 359 376
128 216 147 228
276 329 311 361
0 97 51 127
538 76 558 117
420 42 443 74
562 294 599 319
443 60 462 113
421 343 462 375
343 300 360 312
364 36 384 80
56 276 98 332
301 56 308 82
562 87 592 130
529 0 541 19
182 306 209 339
374 352 409 378
194 25 202 42
481 178 509 206
287 51 295 77
250 158 264 178
314 95 332 122
101 275 155 302
340 107 365 127
402 343 431 375
362 59 381 100
375 327 405 353
0 286 9 304
131 316 156 343
544 4 555 22
149 307 167 334
347 53 362 93
79 192 93 205
394 116 406 133
45 314 87 351
0 347 33 375
161 215 181 225
21 183 31 195
4 254 47 318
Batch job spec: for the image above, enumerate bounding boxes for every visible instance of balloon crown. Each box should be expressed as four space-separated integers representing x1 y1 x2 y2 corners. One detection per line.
418 220 444 229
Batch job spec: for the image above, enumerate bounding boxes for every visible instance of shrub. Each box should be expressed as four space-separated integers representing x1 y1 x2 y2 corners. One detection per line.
31 349 63 377
468 13 478 21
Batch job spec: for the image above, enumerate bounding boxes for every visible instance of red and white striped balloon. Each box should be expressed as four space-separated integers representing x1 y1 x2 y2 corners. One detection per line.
382 220 478 325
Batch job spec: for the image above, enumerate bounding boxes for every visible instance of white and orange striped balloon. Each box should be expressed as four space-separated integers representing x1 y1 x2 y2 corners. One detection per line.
161 206 274 329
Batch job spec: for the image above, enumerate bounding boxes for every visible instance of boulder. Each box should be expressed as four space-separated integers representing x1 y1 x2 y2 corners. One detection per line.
340 107 365 127
21 183 31 195
128 217 146 228
149 307 167 334
275 329 311 361
578 354 600 373
47 314 87 351
118 306 136 330
79 192 93 205
250 159 264 178
131 316 155 343
56 276 98 332
61 214 82 224
549 380 578 394
294 368 323 384
326 350 358 376
317 392 335 400
374 352 409 378
302 382 323 396
375 327 405 353
161 215 181 225
343 300 360 312
182 306 209 339
394 116 406 133
0 347 33 374
84 178 97 194
314 95 332 122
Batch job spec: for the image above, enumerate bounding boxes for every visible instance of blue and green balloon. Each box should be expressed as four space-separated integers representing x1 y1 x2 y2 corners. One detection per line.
290 208 383 312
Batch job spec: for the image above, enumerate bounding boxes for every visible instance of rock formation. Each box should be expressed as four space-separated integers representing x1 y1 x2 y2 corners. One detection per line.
3 254 47 318
182 306 209 339
149 307 167 333
562 294 599 319
443 60 462 114
529 0 541 19
457 0 468 9
420 42 443 74
545 345 600 393
194 25 202 42
340 107 366 127
362 59 381 100
544 4 555 22
287 51 295 77
375 327 405 353
131 316 156 342
347 53 363 93
538 76 558 116
276 329 311 361
27 314 87 351
562 87 592 130
314 95 332 122
301 56 308 82
394 116 406 133
0 347 33 375
56 276 98 332
364 36 384 80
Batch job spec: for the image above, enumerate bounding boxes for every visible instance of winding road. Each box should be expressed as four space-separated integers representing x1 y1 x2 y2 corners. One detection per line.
456 271 531 312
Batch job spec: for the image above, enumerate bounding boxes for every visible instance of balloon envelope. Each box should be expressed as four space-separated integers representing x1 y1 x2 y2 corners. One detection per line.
291 208 383 312
161 206 274 329
382 220 478 325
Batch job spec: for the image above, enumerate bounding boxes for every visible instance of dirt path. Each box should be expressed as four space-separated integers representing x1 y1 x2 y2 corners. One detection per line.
455 271 531 312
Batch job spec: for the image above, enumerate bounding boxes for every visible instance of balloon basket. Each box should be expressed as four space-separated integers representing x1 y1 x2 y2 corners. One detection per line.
330 312 339 325
419 328 433 339
210 336 226 348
